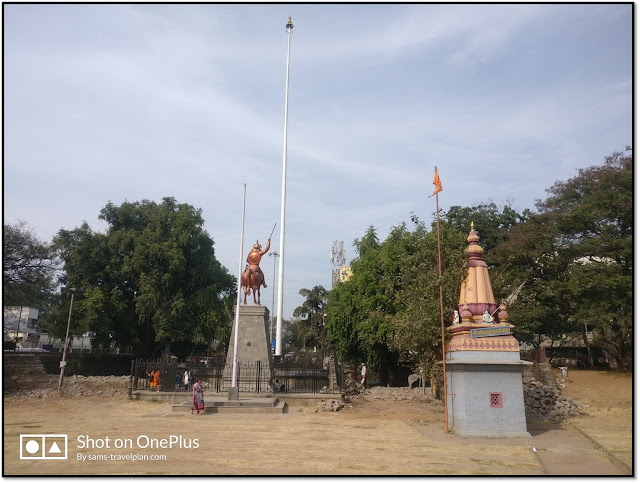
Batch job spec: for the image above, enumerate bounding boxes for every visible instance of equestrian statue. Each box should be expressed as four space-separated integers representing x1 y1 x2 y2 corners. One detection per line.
241 238 270 305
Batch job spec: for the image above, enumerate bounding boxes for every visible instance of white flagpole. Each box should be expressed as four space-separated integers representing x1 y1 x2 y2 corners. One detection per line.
232 184 247 387
276 17 294 356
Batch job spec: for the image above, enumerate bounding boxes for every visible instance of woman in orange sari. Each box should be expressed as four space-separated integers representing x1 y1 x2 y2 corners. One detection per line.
152 370 160 391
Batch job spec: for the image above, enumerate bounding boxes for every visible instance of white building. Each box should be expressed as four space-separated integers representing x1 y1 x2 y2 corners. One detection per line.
3 306 40 348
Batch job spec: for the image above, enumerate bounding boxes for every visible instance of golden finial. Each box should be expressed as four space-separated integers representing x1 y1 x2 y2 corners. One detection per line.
286 17 294 30
288 17 292 23
471 221 474 231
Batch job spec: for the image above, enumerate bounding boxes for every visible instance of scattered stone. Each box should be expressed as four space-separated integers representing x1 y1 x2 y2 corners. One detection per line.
314 399 345 412
523 379 580 421
4 375 130 399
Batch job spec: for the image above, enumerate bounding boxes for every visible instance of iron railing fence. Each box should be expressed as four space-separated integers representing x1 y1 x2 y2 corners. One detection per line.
132 359 344 395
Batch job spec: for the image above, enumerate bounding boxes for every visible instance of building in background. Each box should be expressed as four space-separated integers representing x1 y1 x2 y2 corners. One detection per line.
3 305 93 352
3 306 39 348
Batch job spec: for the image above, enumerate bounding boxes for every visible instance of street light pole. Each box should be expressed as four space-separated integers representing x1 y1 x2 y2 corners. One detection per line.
276 17 294 356
58 287 76 392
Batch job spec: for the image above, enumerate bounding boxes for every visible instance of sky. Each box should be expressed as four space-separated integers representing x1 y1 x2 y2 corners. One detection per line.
4 4 632 322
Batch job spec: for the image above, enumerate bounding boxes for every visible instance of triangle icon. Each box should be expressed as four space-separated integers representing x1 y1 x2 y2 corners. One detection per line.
48 441 62 454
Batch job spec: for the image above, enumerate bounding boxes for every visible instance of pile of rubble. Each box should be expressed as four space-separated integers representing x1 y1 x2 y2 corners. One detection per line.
366 385 433 402
4 375 130 399
342 379 365 400
314 398 345 412
337 378 580 421
523 378 581 420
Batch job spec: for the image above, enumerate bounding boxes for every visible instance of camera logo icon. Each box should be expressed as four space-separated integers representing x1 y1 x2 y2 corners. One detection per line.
20 434 68 460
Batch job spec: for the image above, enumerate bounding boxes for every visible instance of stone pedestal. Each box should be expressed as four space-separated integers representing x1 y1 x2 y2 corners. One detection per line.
225 305 274 389
444 322 532 438
227 386 239 401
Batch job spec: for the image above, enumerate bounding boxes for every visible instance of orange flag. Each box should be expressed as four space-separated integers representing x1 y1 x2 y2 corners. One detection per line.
430 167 442 197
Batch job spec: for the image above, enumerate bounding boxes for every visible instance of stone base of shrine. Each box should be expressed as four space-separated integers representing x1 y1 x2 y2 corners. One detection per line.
443 351 532 438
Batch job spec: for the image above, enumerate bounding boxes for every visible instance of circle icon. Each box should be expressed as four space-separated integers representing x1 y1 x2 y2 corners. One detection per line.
25 439 40 454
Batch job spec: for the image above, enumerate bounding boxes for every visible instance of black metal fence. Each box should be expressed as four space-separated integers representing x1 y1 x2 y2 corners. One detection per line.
132 358 344 395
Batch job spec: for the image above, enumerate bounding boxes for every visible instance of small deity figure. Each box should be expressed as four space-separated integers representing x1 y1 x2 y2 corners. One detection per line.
482 310 493 324
241 238 271 304
453 310 460 325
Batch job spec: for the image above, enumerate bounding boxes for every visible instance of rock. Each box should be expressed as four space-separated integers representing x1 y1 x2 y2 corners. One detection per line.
522 379 579 421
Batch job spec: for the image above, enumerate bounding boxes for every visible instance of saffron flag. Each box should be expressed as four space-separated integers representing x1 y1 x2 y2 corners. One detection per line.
430 167 442 197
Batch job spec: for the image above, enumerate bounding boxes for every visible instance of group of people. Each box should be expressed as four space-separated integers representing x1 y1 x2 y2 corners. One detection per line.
147 369 204 414
176 370 196 391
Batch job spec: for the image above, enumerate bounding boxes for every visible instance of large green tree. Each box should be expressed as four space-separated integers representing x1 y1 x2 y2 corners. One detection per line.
493 149 632 368
385 216 467 377
443 201 528 258
326 226 399 377
48 197 235 358
326 220 467 381
540 149 632 368
3 221 57 307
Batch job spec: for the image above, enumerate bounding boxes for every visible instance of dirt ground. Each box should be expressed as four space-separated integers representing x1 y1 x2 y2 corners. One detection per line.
3 369 632 476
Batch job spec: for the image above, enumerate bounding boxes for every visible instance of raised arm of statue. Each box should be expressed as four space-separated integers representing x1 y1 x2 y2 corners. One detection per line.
260 238 271 256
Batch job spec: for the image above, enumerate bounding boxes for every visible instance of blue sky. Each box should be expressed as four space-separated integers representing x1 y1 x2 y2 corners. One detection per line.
4 4 632 321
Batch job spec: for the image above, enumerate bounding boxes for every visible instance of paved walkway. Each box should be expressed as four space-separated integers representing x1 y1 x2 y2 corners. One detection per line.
527 421 629 475
568 419 632 474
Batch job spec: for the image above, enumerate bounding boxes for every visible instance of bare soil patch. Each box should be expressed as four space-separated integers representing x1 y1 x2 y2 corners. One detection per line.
3 370 631 476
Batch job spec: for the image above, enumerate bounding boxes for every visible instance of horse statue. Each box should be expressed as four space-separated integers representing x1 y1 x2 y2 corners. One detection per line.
241 238 270 304
241 265 263 305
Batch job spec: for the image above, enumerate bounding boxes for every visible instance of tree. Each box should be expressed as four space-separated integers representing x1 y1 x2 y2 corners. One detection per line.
493 149 632 368
443 201 528 258
385 216 467 378
538 149 632 369
3 221 58 308
292 286 328 351
326 218 467 382
490 213 576 346
49 198 235 358
326 225 400 378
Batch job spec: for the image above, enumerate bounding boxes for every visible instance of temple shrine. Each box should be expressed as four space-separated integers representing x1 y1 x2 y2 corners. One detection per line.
444 224 531 438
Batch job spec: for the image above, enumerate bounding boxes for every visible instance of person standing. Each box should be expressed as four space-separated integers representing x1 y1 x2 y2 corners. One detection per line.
191 378 205 415
175 372 182 390
183 370 190 392
152 370 160 392
360 363 367 387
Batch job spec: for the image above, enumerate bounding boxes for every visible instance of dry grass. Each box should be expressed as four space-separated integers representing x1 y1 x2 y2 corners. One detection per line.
3 369 631 476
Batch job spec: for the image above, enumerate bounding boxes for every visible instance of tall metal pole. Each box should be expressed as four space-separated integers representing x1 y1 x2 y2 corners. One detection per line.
269 250 279 349
276 17 293 356
58 288 76 392
232 184 247 387
435 177 449 431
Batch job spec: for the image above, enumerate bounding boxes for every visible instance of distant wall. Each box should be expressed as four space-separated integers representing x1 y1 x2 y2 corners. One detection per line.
31 353 135 376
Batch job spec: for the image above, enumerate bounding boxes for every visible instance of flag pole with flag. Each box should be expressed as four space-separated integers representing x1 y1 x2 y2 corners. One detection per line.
432 166 449 431
430 167 442 198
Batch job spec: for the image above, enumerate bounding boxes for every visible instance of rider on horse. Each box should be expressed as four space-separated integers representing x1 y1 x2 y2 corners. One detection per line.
242 238 270 304
246 238 270 287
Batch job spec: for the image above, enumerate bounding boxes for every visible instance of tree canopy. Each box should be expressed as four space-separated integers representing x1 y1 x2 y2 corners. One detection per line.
492 149 632 368
3 221 57 308
47 197 235 358
292 285 329 352
326 218 467 381
443 201 528 258
323 149 632 376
